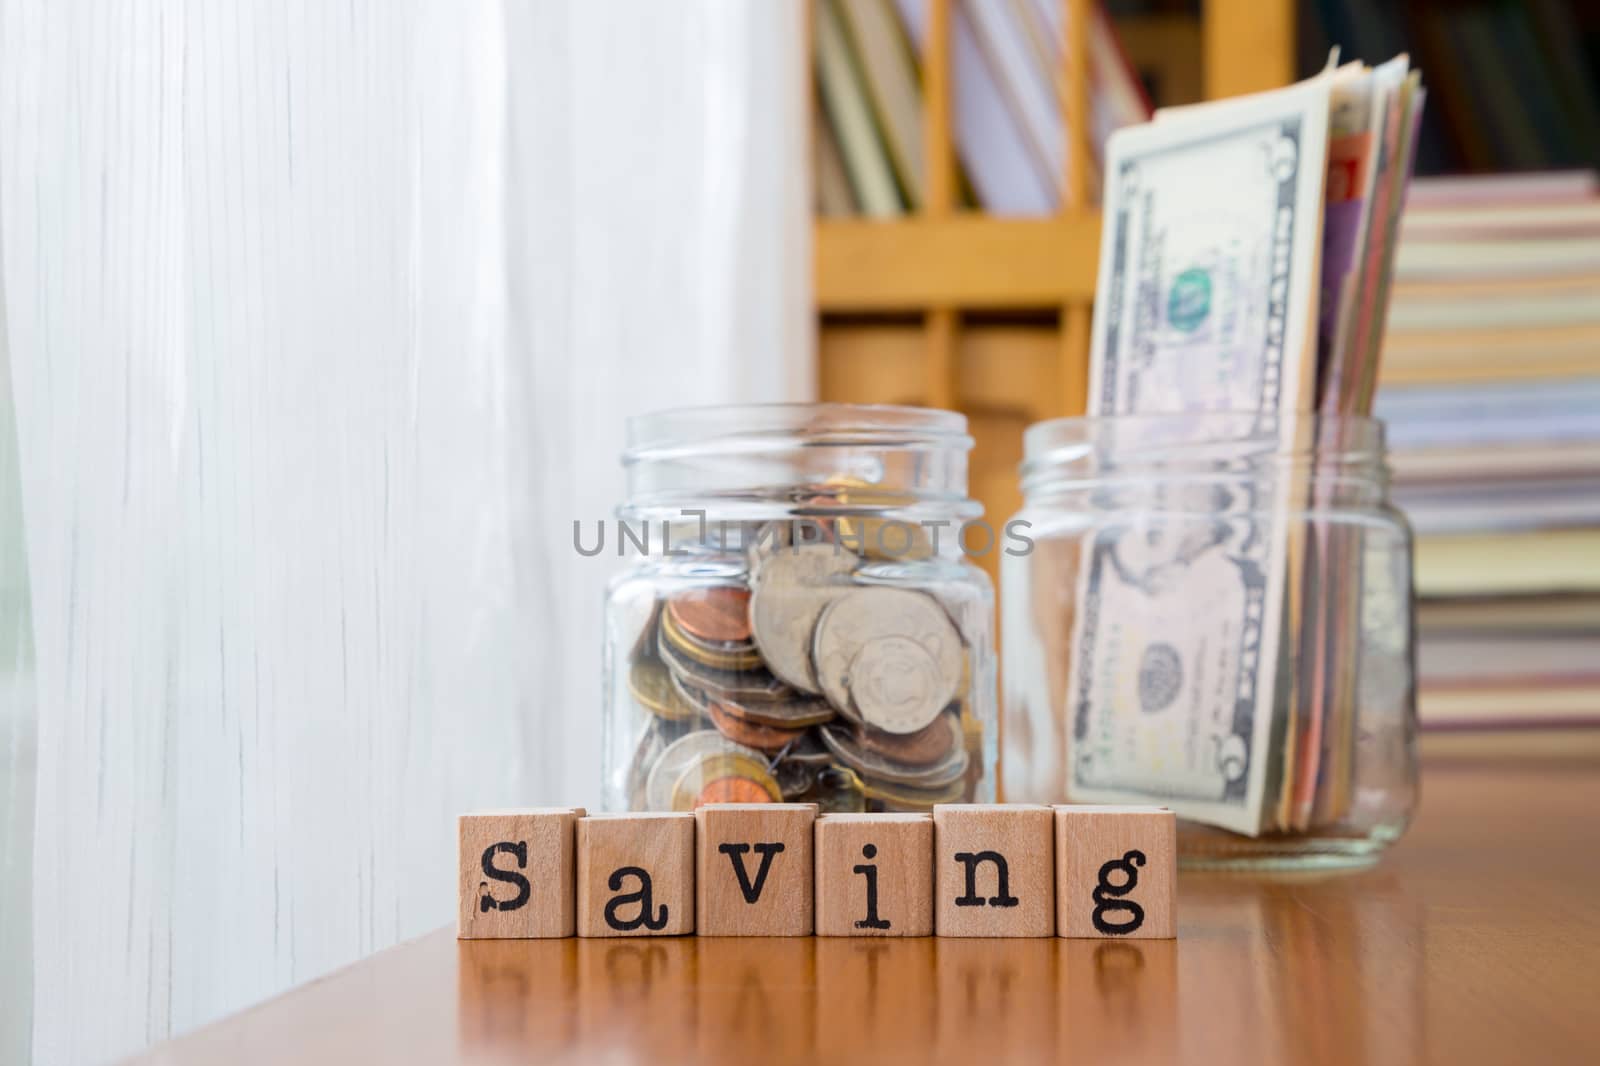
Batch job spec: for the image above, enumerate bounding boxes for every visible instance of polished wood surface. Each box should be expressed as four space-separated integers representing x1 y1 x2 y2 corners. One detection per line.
137 749 1600 1065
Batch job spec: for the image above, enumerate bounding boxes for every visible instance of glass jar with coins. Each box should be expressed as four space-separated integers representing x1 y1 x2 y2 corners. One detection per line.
603 404 996 814
1001 413 1417 868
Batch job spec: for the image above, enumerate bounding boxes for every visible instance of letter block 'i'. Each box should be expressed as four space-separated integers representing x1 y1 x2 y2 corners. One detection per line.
695 803 816 936
458 808 584 939
933 804 1054 937
815 813 933 937
576 813 696 937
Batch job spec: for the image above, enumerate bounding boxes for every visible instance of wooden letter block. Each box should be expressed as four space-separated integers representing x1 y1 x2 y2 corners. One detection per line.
458 807 584 939
815 813 933 937
694 803 815 936
576 813 695 937
933 804 1054 937
1053 805 1176 939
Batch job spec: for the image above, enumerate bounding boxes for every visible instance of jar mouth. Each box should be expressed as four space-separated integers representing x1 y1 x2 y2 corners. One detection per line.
625 403 972 464
1019 413 1388 495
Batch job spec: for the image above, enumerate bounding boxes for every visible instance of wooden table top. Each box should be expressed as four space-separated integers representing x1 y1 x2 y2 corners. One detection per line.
137 739 1600 1066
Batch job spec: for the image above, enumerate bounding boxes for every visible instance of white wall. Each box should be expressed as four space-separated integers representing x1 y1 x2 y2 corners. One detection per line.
0 2 810 1062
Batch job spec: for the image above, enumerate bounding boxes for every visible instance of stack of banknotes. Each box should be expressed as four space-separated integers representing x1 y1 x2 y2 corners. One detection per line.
1067 54 1426 835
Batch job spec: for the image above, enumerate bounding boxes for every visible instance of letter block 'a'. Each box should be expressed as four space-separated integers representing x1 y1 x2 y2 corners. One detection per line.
576 813 695 937
695 803 816 936
458 808 584 939
1054 805 1176 939
933 804 1054 937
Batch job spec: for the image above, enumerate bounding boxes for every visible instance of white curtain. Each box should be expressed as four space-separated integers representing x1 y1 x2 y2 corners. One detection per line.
0 2 811 1062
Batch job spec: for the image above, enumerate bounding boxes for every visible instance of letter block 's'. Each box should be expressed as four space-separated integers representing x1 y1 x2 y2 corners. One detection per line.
694 803 816 936
458 808 584 939
815 813 933 937
1053 805 1176 939
576 813 696 937
933 804 1054 937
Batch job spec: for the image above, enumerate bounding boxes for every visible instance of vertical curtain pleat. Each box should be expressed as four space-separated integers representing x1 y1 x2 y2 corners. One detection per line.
0 1 809 1061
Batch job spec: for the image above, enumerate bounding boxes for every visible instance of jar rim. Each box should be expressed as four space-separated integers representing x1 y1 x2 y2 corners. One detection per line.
1019 413 1388 494
624 402 972 463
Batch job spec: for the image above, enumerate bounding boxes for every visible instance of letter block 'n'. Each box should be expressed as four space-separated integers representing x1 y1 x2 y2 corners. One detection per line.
695 803 816 936
933 804 1054 937
458 808 585 939
576 813 695 936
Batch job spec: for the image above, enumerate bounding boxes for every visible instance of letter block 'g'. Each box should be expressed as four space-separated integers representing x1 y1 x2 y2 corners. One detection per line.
576 813 695 937
933 804 1055 937
695 803 816 936
1053 805 1176 939
458 808 584 939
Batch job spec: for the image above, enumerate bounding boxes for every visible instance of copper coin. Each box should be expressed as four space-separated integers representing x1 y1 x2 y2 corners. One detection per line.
659 605 763 672
668 586 752 644
855 708 959 765
819 719 969 787
696 775 776 806
670 752 782 809
861 775 968 810
707 700 808 753
712 692 836 730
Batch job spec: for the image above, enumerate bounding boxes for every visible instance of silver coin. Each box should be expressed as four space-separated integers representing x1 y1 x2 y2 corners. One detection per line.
645 729 767 812
847 635 946 735
811 587 962 730
748 544 858 693
819 718 970 788
657 626 789 703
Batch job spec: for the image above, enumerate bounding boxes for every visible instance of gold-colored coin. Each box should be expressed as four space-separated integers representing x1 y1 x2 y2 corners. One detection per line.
825 475 933 561
669 752 782 810
806 765 868 813
628 656 699 722
659 604 764 672
657 625 789 704
861 775 967 811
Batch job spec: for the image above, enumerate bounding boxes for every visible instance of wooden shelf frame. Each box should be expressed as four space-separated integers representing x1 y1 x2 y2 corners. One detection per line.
812 0 1297 415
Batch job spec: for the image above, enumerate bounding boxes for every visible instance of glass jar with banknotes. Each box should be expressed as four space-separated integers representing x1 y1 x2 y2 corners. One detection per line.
603 404 996 814
1001 413 1416 868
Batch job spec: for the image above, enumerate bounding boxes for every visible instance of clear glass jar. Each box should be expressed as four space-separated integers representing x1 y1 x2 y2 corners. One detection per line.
1001 413 1417 868
603 404 996 814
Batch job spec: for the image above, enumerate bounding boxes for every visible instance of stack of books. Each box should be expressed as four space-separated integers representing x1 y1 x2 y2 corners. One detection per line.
813 0 1149 216
1374 171 1600 731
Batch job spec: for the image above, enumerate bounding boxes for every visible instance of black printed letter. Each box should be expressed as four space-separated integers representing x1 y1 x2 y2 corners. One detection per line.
719 842 786 903
604 866 669 931
953 850 1019 908
1091 850 1146 934
479 841 531 913
853 843 891 930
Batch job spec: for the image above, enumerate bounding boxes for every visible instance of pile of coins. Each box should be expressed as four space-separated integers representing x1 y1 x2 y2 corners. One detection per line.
621 532 983 813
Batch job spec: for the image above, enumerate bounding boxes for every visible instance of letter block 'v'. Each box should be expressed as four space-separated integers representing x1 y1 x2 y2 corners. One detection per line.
695 803 817 936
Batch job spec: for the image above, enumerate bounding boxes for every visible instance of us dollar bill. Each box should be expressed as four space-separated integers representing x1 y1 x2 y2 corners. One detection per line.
1069 75 1331 835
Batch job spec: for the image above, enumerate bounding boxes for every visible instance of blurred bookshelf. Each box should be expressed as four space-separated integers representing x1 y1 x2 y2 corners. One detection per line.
1300 1 1600 732
811 0 1295 594
812 0 1600 734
